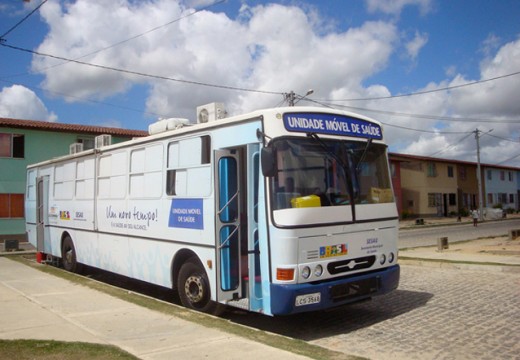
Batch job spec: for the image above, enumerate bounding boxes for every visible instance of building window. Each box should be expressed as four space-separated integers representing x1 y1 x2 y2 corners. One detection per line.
0 133 24 158
500 171 505 181
509 194 515 204
459 166 467 181
0 194 25 218
427 163 437 177
508 171 513 182
498 193 507 204
428 193 437 207
487 170 492 181
449 193 456 206
487 193 493 205
447 166 454 178
390 163 396 178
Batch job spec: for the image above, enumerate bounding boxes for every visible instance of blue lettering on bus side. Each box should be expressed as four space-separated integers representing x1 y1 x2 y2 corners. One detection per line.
283 113 382 140
169 198 204 230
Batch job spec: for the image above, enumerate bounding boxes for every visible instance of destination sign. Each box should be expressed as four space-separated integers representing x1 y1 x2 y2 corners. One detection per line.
283 113 382 140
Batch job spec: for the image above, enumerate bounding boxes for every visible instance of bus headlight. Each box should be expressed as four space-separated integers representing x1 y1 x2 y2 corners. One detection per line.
388 252 395 263
314 264 323 277
379 254 386 265
301 266 311 279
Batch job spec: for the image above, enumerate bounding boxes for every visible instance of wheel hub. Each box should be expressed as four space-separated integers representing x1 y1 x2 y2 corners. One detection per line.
185 275 204 303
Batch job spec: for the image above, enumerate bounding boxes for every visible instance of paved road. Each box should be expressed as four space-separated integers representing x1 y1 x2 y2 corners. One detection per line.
223 264 520 360
398 219 520 249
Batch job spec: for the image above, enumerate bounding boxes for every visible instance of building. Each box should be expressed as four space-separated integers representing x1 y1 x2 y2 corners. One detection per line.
389 153 520 218
0 118 147 240
391 154 459 218
456 161 479 212
482 165 518 211
389 158 403 216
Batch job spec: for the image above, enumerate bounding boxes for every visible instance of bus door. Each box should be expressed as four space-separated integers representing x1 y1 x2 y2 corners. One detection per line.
246 144 263 312
36 176 50 254
215 149 243 302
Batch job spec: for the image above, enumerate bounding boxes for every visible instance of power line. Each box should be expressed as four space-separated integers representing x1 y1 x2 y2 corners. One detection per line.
1 42 283 96
0 0 48 41
303 98 471 134
495 152 520 165
0 78 166 119
319 70 520 102
425 131 475 157
484 132 520 143
311 101 520 124
1 0 226 79
380 122 470 134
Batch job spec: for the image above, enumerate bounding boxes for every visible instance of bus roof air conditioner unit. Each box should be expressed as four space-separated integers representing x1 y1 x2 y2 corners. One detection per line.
95 134 112 149
148 118 190 135
69 143 84 154
196 103 226 124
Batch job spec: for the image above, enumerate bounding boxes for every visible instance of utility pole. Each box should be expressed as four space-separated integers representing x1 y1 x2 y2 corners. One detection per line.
284 91 296 106
475 128 484 221
284 89 313 107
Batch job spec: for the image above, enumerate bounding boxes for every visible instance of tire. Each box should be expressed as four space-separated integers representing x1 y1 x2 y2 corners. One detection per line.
177 258 223 315
61 236 80 273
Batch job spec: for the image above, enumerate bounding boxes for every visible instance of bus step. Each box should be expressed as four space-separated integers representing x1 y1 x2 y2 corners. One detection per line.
227 298 249 311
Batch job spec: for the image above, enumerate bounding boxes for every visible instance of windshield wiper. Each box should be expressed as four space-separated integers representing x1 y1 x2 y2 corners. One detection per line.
356 138 373 173
307 133 349 170
307 132 359 203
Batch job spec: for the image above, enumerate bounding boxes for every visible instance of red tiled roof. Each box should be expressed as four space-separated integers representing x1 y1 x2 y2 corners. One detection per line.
0 117 148 137
389 152 520 171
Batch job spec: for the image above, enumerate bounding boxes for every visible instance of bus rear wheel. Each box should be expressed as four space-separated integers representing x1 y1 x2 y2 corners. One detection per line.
177 258 221 314
62 236 79 273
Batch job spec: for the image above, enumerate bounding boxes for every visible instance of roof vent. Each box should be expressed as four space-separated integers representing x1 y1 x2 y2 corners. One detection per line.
69 143 84 154
196 103 226 124
148 118 190 135
95 134 112 149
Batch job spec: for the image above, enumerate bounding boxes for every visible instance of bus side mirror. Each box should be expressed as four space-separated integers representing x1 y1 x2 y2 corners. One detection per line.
261 147 276 177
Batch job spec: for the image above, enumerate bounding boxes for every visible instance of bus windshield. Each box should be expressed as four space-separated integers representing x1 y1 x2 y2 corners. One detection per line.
270 137 393 210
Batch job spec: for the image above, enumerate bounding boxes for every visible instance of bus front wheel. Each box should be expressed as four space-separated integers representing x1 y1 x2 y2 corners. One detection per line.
178 258 219 314
62 236 79 273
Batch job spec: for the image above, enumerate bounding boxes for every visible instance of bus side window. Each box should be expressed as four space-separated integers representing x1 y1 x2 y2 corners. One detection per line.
166 170 176 195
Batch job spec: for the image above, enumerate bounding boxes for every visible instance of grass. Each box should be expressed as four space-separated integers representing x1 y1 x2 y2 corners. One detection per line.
5 254 359 360
0 339 137 360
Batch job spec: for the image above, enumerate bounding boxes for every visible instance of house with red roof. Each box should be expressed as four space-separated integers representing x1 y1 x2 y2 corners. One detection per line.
0 118 147 241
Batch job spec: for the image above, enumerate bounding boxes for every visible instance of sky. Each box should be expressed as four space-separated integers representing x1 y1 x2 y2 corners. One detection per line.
0 0 519 168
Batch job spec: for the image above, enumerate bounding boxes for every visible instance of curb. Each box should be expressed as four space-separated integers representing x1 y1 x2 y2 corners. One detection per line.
399 257 520 274
0 250 36 256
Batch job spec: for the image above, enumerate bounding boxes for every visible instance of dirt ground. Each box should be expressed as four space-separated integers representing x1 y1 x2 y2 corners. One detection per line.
445 236 520 256
400 235 520 266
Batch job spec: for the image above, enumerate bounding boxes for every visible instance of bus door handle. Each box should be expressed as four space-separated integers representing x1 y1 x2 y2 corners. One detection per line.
218 225 239 249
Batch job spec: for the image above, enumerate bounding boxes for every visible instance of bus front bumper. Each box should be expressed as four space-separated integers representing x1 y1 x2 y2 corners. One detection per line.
270 264 400 315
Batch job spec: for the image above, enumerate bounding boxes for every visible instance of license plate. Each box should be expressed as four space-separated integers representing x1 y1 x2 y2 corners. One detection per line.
295 292 321 306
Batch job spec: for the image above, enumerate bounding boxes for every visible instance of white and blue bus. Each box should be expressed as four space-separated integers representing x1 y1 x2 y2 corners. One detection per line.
25 105 399 316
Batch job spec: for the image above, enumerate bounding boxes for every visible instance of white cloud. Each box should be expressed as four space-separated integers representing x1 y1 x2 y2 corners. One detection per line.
26 0 519 167
336 35 520 168
32 1 397 120
0 85 57 121
450 38 520 117
365 0 433 16
389 38 520 167
479 33 501 57
405 31 428 61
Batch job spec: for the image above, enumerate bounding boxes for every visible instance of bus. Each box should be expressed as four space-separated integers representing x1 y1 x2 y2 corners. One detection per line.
25 104 399 316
